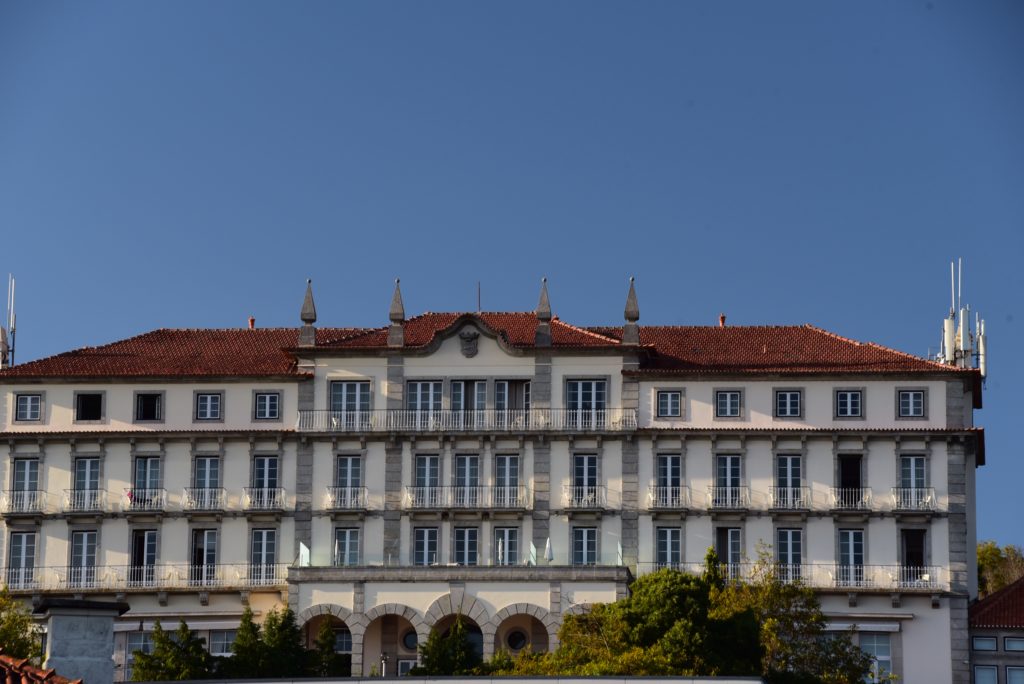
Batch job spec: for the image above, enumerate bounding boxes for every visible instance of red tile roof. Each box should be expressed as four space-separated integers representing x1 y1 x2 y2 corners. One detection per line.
971 576 1024 629
0 315 971 380
0 654 81 684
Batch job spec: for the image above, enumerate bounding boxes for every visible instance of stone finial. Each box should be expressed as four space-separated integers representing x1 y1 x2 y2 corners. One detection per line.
535 277 552 347
300 279 317 324
298 279 317 347
388 278 405 347
622 276 640 345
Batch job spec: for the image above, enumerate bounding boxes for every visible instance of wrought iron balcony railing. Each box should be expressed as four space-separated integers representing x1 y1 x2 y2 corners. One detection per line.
296 408 637 433
183 487 227 511
635 562 947 591
121 488 167 513
326 486 368 510
769 486 811 510
4 563 289 592
648 485 691 509
890 487 937 511
243 487 286 511
707 486 751 509
0 490 45 514
563 485 607 509
830 487 872 511
402 486 531 509
62 489 107 513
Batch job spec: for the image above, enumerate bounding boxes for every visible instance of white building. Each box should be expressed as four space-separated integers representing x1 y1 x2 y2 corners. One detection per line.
0 280 983 682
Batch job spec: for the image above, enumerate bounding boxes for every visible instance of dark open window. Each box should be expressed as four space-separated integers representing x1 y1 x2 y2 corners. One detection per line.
136 393 162 421
76 393 103 421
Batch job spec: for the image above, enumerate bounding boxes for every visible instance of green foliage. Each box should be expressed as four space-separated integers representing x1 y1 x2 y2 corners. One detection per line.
978 540 1024 597
487 547 871 683
260 607 309 677
411 614 482 675
312 619 351 677
226 606 264 677
130 620 213 681
0 587 42 663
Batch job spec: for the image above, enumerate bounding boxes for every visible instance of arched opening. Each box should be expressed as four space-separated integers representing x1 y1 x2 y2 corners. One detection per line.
494 614 550 655
362 613 418 676
302 614 353 677
432 614 484 662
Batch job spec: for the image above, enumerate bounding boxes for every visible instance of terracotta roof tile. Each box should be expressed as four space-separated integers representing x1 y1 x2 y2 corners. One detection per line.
0 315 969 380
970 576 1024 629
0 654 81 684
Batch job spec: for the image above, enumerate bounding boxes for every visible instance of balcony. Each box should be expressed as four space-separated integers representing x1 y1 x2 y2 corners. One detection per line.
0 490 45 515
4 563 289 593
402 486 531 510
326 486 368 510
891 487 937 512
183 487 226 511
707 486 751 510
635 562 948 591
243 487 286 512
121 488 167 514
769 486 811 510
648 485 691 510
61 489 107 514
830 487 872 511
296 408 638 433
563 485 607 509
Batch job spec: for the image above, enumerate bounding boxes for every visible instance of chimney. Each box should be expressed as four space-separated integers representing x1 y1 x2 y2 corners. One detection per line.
248 316 255 330
388 279 405 347
535 278 552 347
719 313 726 328
298 279 317 347
622 276 640 345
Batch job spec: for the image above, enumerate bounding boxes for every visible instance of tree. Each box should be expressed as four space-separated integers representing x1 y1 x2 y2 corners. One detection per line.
261 607 309 677
226 606 264 677
0 587 42 663
411 614 481 675
130 620 213 681
978 541 1024 597
313 619 351 677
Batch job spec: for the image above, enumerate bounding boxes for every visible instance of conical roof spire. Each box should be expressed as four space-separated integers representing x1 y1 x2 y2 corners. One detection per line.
298 279 317 347
622 276 640 345
535 277 552 347
301 279 317 324
388 278 405 347
536 277 551 322
389 278 405 323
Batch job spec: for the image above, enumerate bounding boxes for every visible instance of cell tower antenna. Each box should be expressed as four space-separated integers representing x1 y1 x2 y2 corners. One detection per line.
2 274 15 369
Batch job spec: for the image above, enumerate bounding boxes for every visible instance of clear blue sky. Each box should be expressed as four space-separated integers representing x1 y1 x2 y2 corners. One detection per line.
1 1 1021 544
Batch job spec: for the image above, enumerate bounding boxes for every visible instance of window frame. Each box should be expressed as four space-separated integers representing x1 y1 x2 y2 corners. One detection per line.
73 391 106 423
973 665 997 684
773 388 803 419
13 392 43 423
133 391 166 424
713 388 744 419
1006 637 1024 651
334 527 360 567
895 387 928 420
453 526 479 566
655 388 684 419
252 390 282 422
972 636 997 651
194 390 224 422
413 527 439 566
572 526 598 566
834 387 864 420
208 630 236 657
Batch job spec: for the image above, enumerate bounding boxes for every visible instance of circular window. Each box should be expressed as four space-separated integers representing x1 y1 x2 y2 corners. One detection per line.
506 629 529 651
402 630 418 651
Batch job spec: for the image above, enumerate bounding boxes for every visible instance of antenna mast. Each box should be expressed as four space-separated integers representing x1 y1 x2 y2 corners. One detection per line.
1 274 14 369
938 259 986 379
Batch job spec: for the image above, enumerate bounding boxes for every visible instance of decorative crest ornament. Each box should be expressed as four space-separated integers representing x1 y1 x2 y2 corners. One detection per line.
459 329 480 358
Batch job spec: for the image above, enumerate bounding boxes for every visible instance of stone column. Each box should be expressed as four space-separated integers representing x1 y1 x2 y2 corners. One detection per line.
620 353 640 568
35 598 129 684
294 377 315 556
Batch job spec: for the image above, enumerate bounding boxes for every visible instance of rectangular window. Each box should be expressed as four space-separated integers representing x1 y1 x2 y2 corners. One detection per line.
125 632 154 681
406 381 442 411
566 379 607 428
7 531 35 588
75 392 103 421
334 528 359 566
971 637 997 651
572 454 599 505
715 527 742 565
129 529 157 586
190 529 217 585
715 390 742 418
414 455 440 506
838 529 865 586
73 457 101 510
656 454 683 506
775 454 802 508
194 456 220 489
250 456 280 509
134 456 161 493
860 633 892 682
336 455 361 487
775 390 801 418
69 530 98 587
414 527 438 566
254 392 280 420
1008 668 1024 684
208 630 236 657
135 393 163 421
715 454 742 506
494 454 520 507
250 529 277 583
897 389 926 418
657 391 681 418
494 527 518 565
453 455 480 506
330 381 371 413
196 392 222 420
572 527 597 565
656 527 682 567
900 455 926 489
974 667 997 684
835 390 862 418
777 528 802 582
1006 637 1024 651
453 527 478 566
14 394 41 422
12 458 39 492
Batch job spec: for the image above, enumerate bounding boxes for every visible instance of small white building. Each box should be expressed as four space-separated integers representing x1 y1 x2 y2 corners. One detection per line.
0 280 983 682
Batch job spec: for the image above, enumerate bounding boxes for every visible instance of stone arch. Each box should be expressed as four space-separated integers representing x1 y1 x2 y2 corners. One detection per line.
363 602 427 637
424 592 491 629
297 603 365 630
487 603 560 655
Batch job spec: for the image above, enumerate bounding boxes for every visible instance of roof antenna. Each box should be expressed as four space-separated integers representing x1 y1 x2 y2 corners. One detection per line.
0 274 15 369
